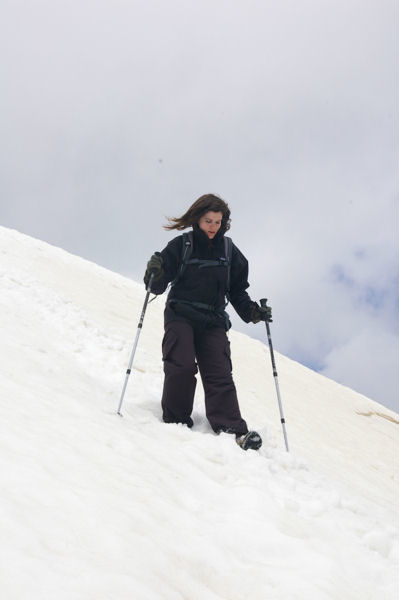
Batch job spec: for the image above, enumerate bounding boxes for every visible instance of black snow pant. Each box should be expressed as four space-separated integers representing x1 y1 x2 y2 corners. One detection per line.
161 320 248 435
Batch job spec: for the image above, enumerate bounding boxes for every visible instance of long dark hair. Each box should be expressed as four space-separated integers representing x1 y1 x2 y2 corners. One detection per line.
164 194 231 232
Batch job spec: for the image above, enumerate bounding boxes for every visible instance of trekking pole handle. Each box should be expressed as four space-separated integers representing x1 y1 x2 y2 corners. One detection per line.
146 271 155 291
260 298 275 367
147 252 162 283
260 299 272 331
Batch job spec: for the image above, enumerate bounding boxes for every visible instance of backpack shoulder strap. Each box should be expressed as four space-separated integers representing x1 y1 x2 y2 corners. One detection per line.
224 236 233 299
172 231 193 285
182 231 193 264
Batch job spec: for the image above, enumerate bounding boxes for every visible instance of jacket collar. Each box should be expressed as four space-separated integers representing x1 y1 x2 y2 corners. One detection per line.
192 224 224 255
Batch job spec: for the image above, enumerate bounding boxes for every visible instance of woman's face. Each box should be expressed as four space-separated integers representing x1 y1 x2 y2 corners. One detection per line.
198 211 223 239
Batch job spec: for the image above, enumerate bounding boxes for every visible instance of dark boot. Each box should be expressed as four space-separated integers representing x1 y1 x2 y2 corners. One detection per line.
236 431 263 451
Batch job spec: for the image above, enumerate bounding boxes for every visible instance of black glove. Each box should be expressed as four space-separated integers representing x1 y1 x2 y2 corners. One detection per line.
250 302 272 324
145 252 163 282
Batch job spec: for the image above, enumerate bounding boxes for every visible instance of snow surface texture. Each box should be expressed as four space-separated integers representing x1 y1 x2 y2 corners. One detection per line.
1 225 398 600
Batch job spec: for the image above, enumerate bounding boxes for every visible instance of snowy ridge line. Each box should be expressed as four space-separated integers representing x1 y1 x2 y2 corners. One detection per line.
0 224 132 283
1 225 399 599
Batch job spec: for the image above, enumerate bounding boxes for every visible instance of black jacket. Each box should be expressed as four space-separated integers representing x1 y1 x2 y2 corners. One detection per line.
147 226 256 328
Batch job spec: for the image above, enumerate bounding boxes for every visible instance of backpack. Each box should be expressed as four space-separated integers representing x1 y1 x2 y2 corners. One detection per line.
172 231 233 303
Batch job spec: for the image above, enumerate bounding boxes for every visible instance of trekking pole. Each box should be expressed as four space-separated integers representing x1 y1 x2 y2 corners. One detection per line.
260 298 289 452
117 271 155 416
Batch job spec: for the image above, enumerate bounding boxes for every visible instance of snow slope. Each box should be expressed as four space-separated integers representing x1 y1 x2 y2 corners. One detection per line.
1 225 398 600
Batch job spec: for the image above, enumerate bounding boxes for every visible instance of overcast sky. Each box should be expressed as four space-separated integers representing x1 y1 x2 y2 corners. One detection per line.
1 0 399 412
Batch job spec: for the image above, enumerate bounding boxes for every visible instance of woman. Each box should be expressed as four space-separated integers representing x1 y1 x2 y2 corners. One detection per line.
144 194 271 450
